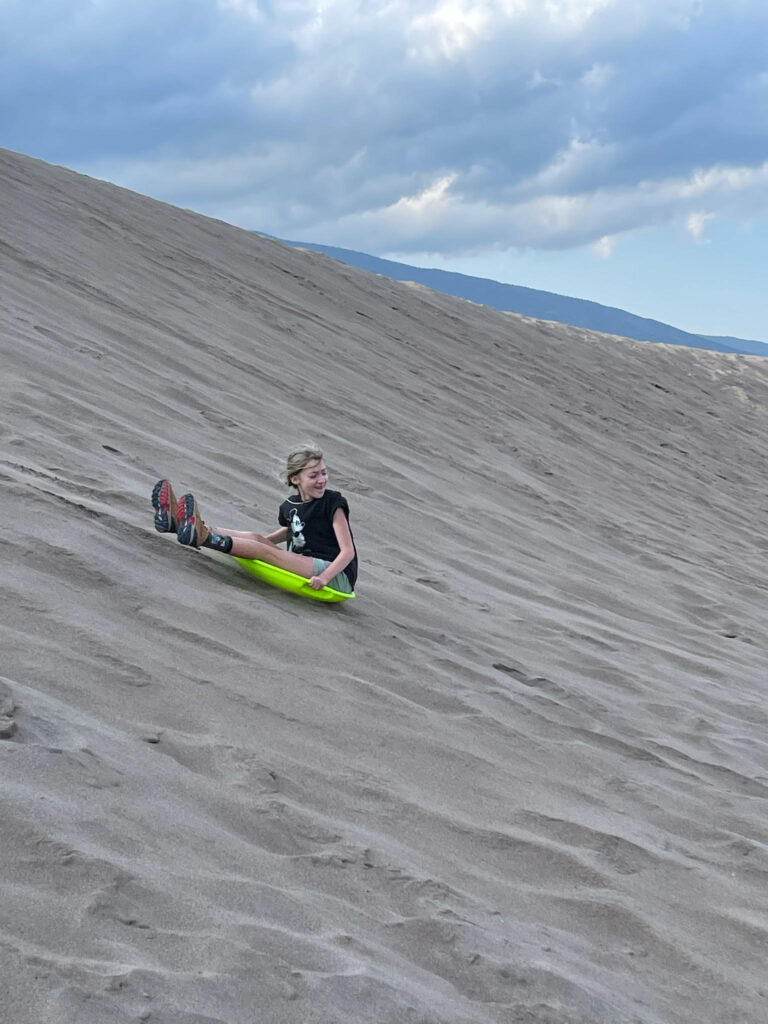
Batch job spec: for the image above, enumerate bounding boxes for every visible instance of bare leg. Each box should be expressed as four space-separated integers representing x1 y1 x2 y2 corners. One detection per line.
212 528 279 546
227 536 317 578
174 495 311 575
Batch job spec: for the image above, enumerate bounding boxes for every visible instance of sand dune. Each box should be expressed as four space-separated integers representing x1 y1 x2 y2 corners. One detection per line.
2 146 768 1024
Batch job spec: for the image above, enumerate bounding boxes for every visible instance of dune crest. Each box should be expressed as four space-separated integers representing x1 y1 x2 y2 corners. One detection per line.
2 147 768 1024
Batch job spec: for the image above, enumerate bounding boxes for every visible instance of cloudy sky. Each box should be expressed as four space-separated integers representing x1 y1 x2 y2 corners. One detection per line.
3 0 768 340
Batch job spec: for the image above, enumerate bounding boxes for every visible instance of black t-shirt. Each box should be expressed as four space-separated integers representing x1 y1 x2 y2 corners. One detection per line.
278 489 358 588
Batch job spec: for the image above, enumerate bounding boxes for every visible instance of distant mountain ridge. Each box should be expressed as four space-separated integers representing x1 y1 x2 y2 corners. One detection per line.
281 240 768 357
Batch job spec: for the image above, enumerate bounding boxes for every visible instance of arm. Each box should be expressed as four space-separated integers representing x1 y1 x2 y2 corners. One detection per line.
309 508 355 589
265 526 289 545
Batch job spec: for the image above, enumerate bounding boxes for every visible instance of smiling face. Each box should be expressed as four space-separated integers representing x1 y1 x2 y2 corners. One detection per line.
291 458 328 501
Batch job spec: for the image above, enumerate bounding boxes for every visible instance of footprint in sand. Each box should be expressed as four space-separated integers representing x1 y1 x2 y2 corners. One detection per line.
0 678 17 739
415 576 449 592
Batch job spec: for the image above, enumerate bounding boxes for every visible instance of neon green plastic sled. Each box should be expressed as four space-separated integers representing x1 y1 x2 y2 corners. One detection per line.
233 557 355 602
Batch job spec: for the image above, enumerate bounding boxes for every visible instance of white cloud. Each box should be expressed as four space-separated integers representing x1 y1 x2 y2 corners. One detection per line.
520 138 614 196
593 235 616 258
407 1 492 61
687 210 714 241
396 174 458 213
3 0 768 256
581 62 614 89
286 157 768 255
544 0 614 28
217 0 264 21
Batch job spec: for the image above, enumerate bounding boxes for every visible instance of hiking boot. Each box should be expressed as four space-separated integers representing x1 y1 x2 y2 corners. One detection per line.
152 478 178 533
176 492 210 548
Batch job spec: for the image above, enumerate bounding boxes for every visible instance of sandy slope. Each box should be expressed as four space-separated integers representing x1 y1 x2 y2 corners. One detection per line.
2 147 768 1024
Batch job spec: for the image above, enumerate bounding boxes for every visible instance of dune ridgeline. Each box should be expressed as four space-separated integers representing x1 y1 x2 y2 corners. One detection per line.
2 147 768 1024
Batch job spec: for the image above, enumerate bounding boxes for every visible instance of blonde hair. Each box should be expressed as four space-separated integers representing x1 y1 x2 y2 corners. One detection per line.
282 446 324 489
